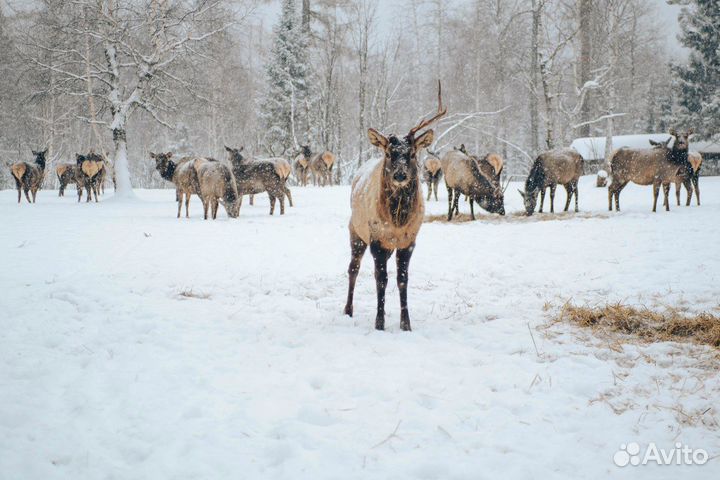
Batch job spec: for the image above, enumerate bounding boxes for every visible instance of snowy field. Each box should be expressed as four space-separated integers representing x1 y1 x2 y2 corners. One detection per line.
1 175 719 479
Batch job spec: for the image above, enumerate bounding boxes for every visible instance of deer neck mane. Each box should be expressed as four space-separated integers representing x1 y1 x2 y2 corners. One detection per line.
525 159 545 197
160 161 176 181
381 170 419 228
669 146 689 166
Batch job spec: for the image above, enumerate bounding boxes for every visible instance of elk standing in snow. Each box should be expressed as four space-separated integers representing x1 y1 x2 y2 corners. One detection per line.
608 129 692 212
56 162 80 197
225 146 292 215
422 151 443 201
344 82 446 331
76 152 106 203
151 152 203 218
310 150 336 186
193 158 240 219
519 148 583 215
441 149 505 220
673 150 702 207
10 149 46 204
294 145 312 186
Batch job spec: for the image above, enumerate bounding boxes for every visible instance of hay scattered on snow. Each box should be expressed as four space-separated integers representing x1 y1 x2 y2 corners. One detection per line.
556 302 720 348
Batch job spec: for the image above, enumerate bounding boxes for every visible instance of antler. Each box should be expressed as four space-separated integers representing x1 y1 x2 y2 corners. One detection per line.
408 80 447 138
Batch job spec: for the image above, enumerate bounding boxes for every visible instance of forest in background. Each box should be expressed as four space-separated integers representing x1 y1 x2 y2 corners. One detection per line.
0 0 715 191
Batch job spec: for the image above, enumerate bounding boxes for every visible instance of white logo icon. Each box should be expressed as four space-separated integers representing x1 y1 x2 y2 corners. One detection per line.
613 442 709 467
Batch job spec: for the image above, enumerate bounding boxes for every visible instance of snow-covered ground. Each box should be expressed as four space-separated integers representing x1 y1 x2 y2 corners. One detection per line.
1 176 719 479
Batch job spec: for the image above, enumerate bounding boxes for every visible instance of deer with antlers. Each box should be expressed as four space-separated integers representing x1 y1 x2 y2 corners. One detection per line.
344 82 446 332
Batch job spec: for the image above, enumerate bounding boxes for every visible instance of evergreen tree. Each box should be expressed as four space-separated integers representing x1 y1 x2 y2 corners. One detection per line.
671 0 720 139
260 0 311 153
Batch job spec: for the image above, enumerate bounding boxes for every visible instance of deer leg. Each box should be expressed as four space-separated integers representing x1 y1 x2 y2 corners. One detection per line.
573 181 579 212
344 229 367 317
693 175 700 206
396 244 414 331
434 180 439 201
212 199 219 220
608 185 613 211
663 183 670 211
23 187 31 203
447 187 454 221
185 193 191 218
176 191 183 218
675 180 681 206
279 192 286 215
369 241 390 331
539 188 546 213
684 178 692 206
549 185 556 213
652 182 660 212
32 188 37 203
469 198 475 220
249 194 254 206
268 194 276 215
58 178 64 197
284 185 294 207
202 198 209 220
17 186 21 203
563 184 572 212
452 190 461 220
426 183 432 201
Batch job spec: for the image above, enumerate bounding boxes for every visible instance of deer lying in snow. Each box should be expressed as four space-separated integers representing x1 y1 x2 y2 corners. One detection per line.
422 151 443 201
193 158 240 220
151 152 206 218
75 152 106 203
441 149 505 220
225 146 292 215
519 148 583 215
10 149 46 204
344 82 446 331
608 129 692 212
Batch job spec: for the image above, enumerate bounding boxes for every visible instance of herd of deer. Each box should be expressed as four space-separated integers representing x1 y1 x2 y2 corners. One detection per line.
5 82 704 331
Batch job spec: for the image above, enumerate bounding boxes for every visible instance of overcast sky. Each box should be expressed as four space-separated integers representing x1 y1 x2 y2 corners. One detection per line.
255 0 686 53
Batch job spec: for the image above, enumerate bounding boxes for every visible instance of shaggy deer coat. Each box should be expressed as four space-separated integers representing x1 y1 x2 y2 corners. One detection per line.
10 149 47 204
422 154 443 201
294 146 312 186
519 148 583 215
344 81 445 332
193 158 240 219
225 147 291 215
56 163 81 197
441 150 505 220
310 151 336 186
76 153 106 203
151 152 204 218
674 151 702 206
608 129 692 212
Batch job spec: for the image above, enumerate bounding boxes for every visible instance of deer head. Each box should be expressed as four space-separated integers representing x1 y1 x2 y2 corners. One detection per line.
669 128 693 152
368 81 447 188
225 146 245 164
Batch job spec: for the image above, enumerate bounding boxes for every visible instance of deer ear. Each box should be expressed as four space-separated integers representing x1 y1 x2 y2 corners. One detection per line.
239 146 244 152
149 152 156 158
225 146 233 152
669 128 678 137
368 128 388 148
687 128 694 136
166 152 173 159
414 129 434 149
649 140 658 146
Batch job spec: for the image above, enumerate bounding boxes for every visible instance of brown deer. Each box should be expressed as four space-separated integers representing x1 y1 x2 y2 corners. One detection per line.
609 129 692 212
310 150 336 186
75 152 106 203
151 152 203 218
10 149 47 204
519 148 583 215
56 162 80 197
673 151 702 207
441 149 505 220
344 82 446 331
225 146 292 215
479 153 504 183
422 151 443 201
294 145 312 186
193 158 240 220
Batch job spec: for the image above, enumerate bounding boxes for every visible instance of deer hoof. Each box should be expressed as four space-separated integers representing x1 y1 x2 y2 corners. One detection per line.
344 305 353 317
375 317 385 331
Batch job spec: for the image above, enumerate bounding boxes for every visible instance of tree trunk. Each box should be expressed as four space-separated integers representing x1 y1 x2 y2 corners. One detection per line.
530 0 541 156
112 127 133 198
578 0 592 137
